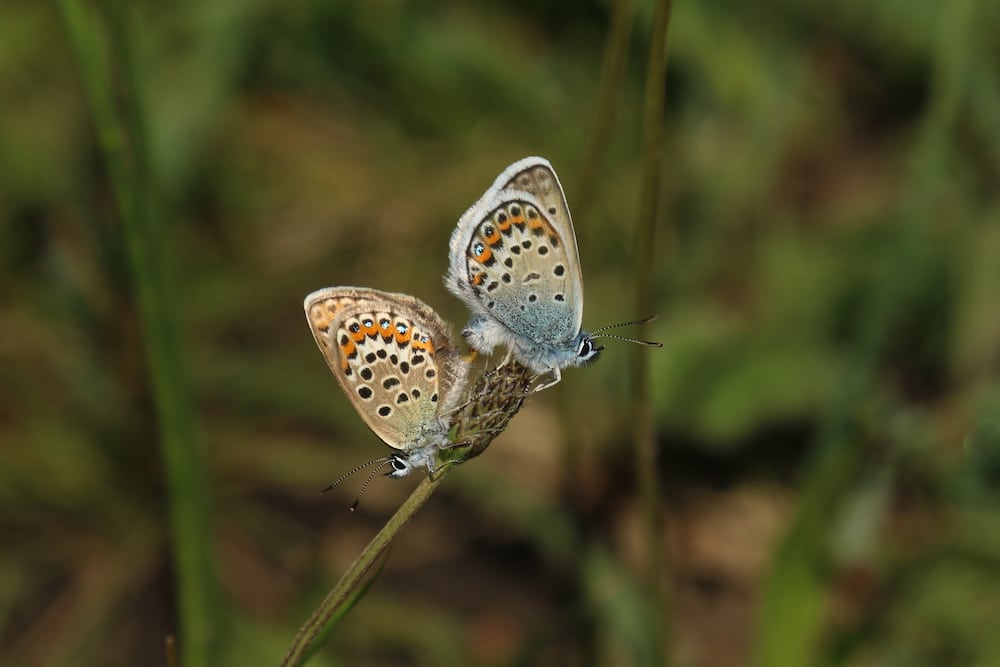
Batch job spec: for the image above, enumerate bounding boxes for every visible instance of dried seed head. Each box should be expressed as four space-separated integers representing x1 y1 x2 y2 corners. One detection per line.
437 360 535 468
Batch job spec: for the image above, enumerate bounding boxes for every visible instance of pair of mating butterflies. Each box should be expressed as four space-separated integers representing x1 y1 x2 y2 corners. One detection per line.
304 157 658 483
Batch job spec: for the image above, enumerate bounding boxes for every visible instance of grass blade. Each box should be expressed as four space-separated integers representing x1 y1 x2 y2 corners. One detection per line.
56 2 220 665
632 0 675 665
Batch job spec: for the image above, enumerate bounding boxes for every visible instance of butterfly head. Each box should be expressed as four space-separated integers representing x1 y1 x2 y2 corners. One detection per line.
573 331 603 367
386 452 416 478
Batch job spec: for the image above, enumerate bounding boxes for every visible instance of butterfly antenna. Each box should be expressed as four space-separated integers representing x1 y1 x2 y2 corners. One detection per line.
590 314 659 333
349 459 394 511
589 315 662 347
590 332 662 347
321 456 389 494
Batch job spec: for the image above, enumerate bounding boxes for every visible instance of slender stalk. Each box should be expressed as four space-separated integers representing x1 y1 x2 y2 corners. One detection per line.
57 2 219 665
280 473 447 667
572 0 634 222
281 362 535 665
560 0 634 578
632 0 674 665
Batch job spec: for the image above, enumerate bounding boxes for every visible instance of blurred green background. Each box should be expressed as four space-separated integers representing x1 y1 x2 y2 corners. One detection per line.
3 0 1000 665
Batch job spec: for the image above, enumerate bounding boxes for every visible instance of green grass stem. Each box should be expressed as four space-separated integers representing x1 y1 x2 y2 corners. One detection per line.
572 0 634 224
631 1 675 665
280 472 448 667
56 2 220 665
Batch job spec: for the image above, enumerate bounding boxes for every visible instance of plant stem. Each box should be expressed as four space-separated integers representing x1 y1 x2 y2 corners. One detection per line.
632 0 674 665
57 2 219 665
279 472 448 667
280 362 534 665
562 0 635 530
572 0 634 222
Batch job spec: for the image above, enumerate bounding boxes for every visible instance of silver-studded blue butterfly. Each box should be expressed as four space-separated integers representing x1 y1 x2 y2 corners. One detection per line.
446 157 660 390
304 287 469 483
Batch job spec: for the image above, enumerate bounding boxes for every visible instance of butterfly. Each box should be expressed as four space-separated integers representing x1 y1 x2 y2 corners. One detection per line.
304 287 469 488
446 156 659 390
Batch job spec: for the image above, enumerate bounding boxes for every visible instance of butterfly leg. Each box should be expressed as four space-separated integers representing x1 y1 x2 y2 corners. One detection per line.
532 366 561 392
484 349 515 381
428 456 465 480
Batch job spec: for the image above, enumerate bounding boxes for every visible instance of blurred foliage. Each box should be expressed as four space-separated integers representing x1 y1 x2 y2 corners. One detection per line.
2 0 999 666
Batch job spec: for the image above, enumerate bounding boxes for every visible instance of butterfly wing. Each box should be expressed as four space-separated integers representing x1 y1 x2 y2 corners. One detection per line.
304 287 468 451
490 157 584 329
450 191 582 347
447 157 584 349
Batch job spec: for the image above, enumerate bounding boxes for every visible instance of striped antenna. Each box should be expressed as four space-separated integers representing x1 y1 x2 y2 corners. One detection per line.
321 456 391 494
349 458 396 511
590 315 662 348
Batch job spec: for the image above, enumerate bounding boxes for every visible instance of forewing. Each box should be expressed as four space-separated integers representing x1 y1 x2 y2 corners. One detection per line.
304 287 468 450
457 192 581 345
449 157 584 331
493 158 583 324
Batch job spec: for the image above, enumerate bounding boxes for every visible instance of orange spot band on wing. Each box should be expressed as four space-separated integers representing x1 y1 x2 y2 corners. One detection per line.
378 317 393 334
473 244 493 264
340 339 356 362
528 217 551 233
412 336 435 355
484 227 502 246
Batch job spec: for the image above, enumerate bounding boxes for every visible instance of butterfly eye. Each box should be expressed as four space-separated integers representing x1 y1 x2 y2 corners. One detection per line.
576 337 603 362
387 455 412 479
